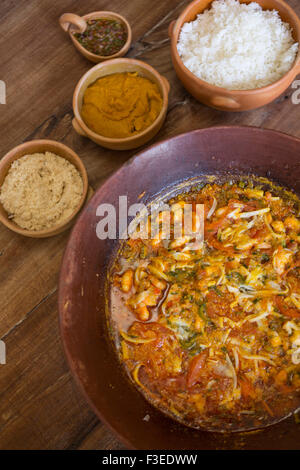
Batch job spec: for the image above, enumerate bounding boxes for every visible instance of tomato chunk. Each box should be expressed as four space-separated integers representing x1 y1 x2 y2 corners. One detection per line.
275 296 300 319
187 350 209 388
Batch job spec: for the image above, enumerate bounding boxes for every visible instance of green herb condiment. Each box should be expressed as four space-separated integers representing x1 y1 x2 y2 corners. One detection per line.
74 18 127 56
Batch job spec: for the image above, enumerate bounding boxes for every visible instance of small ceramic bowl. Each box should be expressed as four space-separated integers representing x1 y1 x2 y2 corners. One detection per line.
0 140 89 238
169 0 300 111
59 11 132 63
72 58 170 151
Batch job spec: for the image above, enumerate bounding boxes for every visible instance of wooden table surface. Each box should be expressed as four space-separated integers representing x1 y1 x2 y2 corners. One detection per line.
0 0 299 450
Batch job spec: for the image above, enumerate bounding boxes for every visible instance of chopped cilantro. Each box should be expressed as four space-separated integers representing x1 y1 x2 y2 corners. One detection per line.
209 285 223 296
261 253 270 264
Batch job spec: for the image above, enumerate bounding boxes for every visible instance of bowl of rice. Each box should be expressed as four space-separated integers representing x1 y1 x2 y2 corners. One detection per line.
169 0 300 111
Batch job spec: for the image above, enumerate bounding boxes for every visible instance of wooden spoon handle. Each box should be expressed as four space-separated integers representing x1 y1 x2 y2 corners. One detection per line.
59 13 87 33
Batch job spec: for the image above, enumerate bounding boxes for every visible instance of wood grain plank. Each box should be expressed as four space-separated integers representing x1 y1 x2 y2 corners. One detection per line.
0 0 299 450
0 292 96 449
77 423 127 450
0 0 186 153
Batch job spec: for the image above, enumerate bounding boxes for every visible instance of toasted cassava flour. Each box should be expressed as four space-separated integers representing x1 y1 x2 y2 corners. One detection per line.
177 0 298 90
0 152 83 231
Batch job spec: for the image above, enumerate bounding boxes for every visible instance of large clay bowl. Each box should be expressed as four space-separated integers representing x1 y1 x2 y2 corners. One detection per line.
59 126 300 449
169 0 300 111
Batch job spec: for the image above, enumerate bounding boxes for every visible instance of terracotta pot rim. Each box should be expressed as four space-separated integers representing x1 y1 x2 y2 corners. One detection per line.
72 58 170 144
0 140 89 238
170 0 300 95
112 124 300 160
58 280 136 449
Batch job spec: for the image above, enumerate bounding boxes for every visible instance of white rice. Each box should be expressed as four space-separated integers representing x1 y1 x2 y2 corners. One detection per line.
177 0 298 90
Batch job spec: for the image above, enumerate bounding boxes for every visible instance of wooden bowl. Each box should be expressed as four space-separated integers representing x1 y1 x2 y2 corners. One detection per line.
72 58 170 150
169 0 300 111
59 126 300 449
59 11 132 63
0 140 89 238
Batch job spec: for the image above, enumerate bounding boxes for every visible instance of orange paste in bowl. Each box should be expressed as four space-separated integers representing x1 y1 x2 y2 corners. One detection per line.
81 72 163 139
